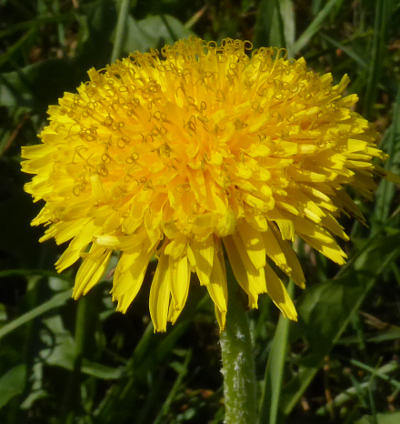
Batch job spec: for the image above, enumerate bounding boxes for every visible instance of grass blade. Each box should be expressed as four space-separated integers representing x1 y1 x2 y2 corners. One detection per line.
153 350 192 424
258 281 294 424
362 0 391 118
0 289 72 340
254 0 279 47
319 32 368 69
111 0 130 62
0 27 36 68
282 231 400 416
350 359 400 391
292 0 343 55
316 362 399 415
279 0 296 56
372 84 400 228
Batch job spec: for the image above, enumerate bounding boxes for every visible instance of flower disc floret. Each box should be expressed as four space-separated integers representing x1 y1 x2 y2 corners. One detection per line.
22 38 386 331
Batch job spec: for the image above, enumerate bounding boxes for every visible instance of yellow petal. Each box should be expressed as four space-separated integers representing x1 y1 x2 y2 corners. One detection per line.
188 235 214 286
164 238 187 259
264 262 297 320
206 242 228 317
301 234 347 265
293 215 336 245
149 252 172 332
223 236 266 308
73 244 111 298
237 220 266 269
112 247 154 313
275 219 295 241
169 255 191 319
46 218 90 245
320 214 349 241
270 226 305 288
55 220 96 272
214 304 227 332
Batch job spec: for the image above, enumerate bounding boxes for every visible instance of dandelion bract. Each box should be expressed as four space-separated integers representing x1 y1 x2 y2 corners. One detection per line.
21 38 386 331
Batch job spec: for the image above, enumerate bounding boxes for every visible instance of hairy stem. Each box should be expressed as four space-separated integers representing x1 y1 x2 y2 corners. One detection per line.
220 273 258 424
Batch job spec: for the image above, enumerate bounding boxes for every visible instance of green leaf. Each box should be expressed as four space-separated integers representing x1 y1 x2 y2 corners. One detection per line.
350 359 400 391
292 0 344 55
0 364 26 409
0 289 72 340
81 361 125 380
153 349 192 424
12 2 120 103
111 0 130 62
40 315 77 370
75 0 117 69
316 362 399 415
356 412 400 424
319 32 368 69
0 59 79 109
281 231 400 416
122 15 192 54
254 0 283 48
367 326 400 343
0 13 73 39
0 27 37 69
40 315 125 379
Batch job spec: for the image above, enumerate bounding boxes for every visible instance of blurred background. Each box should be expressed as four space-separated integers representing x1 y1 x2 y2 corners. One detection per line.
0 1 400 423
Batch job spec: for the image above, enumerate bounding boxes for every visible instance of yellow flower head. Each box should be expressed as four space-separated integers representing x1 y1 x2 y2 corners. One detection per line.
22 38 386 331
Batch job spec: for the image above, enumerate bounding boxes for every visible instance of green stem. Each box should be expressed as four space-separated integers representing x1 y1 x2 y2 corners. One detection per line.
220 274 258 424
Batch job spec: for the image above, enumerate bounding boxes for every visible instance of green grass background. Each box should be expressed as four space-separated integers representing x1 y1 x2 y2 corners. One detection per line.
1 0 400 423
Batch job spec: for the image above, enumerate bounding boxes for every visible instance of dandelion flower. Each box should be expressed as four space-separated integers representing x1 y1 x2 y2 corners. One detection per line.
21 38 386 331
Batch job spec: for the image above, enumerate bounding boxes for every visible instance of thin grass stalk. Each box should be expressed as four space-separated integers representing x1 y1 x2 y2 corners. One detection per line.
362 0 390 119
62 296 88 423
259 281 294 424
